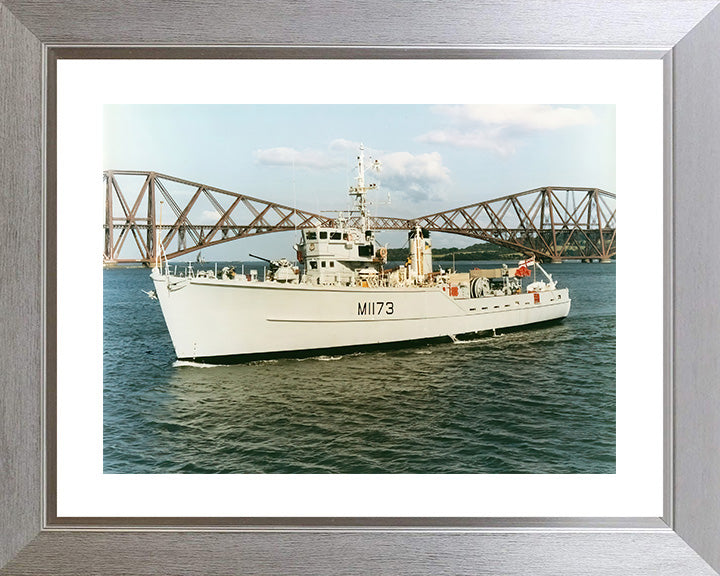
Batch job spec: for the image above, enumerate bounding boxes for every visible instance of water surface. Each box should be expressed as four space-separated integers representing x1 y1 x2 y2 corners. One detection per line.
103 260 615 474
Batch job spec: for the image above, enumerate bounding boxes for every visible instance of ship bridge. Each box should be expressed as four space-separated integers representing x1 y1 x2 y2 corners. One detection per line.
104 171 615 265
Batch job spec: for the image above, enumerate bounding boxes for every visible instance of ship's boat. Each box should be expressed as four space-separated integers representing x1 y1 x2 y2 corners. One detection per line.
150 146 571 363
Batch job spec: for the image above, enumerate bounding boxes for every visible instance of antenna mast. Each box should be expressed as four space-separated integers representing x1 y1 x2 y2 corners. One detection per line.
348 144 380 233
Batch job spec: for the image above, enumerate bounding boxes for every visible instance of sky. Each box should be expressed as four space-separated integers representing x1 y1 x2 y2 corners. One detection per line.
104 104 615 261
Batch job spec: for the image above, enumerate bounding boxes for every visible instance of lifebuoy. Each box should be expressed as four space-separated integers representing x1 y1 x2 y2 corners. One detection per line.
309 243 316 251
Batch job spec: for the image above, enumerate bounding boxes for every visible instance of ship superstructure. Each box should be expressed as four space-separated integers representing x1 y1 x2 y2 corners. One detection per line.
150 146 571 362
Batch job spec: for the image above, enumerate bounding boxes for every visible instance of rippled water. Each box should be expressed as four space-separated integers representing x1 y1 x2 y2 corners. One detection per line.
103 261 615 474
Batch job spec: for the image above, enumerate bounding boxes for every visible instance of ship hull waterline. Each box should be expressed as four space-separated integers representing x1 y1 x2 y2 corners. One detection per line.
151 270 572 364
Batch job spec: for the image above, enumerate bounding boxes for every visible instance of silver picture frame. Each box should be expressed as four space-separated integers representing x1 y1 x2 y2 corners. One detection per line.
2 1 720 574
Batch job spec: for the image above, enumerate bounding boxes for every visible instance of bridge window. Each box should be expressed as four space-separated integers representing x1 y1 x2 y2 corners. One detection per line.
330 232 342 240
329 261 335 268
358 244 374 257
321 261 327 268
319 231 328 239
310 261 318 269
305 231 317 240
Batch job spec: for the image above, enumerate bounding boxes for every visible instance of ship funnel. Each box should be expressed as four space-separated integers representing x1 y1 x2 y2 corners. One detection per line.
408 225 432 278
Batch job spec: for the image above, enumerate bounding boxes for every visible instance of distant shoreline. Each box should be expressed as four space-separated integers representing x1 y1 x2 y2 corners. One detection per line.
387 243 523 262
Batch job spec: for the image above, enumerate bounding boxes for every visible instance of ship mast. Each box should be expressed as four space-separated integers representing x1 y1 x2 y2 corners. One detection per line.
348 144 379 233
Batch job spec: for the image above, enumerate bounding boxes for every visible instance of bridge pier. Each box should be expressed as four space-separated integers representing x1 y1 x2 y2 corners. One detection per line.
550 257 563 264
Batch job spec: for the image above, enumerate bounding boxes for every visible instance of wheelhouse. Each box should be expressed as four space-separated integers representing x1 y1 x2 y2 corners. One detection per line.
296 226 381 285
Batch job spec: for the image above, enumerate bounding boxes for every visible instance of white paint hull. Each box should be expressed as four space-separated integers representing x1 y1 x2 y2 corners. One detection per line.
151 270 571 362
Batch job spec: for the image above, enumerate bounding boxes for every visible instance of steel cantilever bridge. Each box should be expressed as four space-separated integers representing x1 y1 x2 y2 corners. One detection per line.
104 170 616 265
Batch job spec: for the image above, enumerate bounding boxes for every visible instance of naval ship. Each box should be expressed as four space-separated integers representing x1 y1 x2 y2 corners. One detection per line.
150 146 571 363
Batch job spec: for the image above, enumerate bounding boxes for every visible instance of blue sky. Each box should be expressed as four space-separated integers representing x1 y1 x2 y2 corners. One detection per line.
104 104 615 260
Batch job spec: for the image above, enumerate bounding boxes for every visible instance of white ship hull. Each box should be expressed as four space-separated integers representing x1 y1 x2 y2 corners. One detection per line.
150 270 571 362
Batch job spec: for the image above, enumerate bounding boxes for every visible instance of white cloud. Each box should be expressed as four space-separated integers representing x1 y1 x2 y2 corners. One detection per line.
198 209 221 224
253 147 344 170
378 151 451 203
253 143 452 203
329 138 361 152
418 127 517 156
434 104 596 130
418 104 597 155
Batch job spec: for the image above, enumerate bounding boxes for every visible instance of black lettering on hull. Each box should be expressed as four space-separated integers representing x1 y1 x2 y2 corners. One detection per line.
357 301 395 316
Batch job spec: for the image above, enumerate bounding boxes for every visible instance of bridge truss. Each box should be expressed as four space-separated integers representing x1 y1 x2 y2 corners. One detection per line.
414 187 616 262
104 171 615 264
104 171 334 264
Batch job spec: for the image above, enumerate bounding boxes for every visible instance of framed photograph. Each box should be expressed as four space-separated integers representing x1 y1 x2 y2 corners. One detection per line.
2 2 720 574
58 61 654 522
